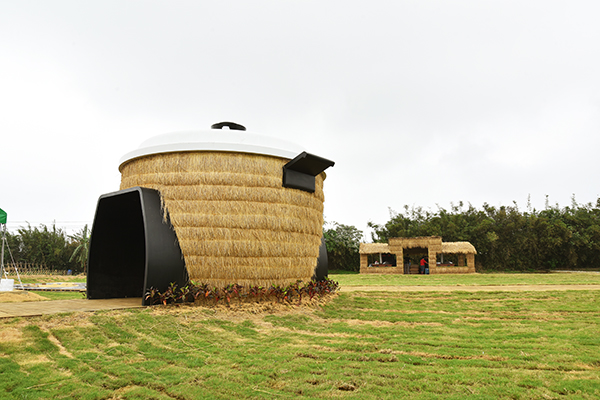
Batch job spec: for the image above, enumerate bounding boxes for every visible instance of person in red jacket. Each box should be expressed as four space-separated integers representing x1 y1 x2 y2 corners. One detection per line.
419 257 427 274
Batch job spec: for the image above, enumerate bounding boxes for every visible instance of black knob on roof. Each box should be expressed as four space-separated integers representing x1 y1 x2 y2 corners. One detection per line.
211 122 246 131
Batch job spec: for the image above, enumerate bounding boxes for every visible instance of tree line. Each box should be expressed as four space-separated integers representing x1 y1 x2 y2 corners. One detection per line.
324 197 600 272
369 198 600 272
1 224 89 273
5 197 600 274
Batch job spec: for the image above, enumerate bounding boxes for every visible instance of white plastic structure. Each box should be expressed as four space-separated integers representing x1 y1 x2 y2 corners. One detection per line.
119 126 306 170
0 278 14 292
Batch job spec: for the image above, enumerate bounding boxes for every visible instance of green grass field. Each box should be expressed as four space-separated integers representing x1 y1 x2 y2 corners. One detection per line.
1 273 599 399
32 291 87 301
17 275 87 284
332 271 600 286
6 275 87 301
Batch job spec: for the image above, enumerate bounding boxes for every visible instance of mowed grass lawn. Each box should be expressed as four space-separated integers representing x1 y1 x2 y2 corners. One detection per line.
332 270 600 287
7 275 87 301
0 273 599 399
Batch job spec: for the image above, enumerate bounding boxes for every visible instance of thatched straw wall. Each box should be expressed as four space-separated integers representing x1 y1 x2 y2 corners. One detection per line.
360 265 403 275
388 236 442 251
119 151 325 287
432 266 475 274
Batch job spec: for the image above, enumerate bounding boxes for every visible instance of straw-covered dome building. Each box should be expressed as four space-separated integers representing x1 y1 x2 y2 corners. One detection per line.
88 122 334 303
119 123 334 287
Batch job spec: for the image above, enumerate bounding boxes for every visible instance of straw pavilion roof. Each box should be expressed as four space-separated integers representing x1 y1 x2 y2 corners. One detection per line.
360 240 476 255
441 242 477 254
359 243 390 254
359 237 477 254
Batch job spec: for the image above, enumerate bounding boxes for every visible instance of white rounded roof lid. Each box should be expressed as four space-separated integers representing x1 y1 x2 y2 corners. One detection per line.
119 122 306 170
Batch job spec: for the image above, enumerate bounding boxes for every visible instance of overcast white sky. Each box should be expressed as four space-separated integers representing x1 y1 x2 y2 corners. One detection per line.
1 1 599 240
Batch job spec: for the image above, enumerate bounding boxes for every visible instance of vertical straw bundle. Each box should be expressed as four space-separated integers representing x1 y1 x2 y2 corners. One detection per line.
119 151 325 287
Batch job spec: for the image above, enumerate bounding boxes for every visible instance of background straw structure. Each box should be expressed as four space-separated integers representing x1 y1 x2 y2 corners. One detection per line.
119 151 325 287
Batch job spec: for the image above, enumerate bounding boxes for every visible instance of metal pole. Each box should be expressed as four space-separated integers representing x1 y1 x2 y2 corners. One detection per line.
1 224 6 278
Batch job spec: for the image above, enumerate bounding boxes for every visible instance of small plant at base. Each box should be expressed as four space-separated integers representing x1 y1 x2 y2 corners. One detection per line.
249 285 267 302
304 281 318 301
207 287 221 303
224 283 243 304
176 285 190 303
191 282 211 302
268 284 287 303
287 280 303 305
162 282 178 305
144 278 339 306
144 287 160 304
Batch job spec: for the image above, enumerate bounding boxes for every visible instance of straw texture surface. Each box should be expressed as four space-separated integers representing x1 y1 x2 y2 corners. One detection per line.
120 151 325 287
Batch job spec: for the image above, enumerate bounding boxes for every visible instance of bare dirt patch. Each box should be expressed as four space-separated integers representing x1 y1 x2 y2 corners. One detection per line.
17 354 52 366
394 349 507 362
41 328 75 359
35 313 96 330
347 319 443 328
148 295 337 324
0 327 23 342
0 291 47 303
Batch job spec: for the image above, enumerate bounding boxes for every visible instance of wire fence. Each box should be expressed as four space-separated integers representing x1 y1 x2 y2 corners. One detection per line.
2 262 79 276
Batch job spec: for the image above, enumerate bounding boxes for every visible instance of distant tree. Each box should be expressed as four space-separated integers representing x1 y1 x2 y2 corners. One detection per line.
1 231 22 266
368 197 600 272
9 224 78 271
68 224 90 273
323 222 363 272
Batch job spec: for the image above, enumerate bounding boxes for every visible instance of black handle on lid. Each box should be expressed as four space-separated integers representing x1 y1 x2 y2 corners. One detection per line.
211 122 246 131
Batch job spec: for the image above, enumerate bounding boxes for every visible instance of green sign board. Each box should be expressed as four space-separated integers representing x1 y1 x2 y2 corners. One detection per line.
0 208 6 224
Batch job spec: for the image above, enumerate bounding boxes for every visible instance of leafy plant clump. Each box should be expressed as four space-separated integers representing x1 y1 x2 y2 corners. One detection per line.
144 278 340 306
